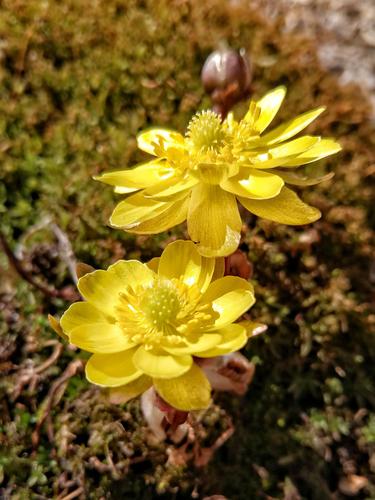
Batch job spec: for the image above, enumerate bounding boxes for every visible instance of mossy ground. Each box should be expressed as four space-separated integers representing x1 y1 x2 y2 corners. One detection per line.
0 1 374 498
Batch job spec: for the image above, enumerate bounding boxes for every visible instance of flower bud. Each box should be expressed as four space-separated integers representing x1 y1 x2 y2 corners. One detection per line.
201 48 252 116
224 249 253 279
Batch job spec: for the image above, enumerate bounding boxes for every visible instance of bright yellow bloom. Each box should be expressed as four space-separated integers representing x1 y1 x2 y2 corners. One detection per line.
60 241 259 411
96 87 341 257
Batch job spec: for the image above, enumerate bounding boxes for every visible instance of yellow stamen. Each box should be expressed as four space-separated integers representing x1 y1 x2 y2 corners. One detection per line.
116 278 217 348
187 110 228 153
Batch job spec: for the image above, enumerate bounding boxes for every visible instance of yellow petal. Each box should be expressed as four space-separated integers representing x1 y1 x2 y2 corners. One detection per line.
191 163 231 185
114 186 134 194
146 257 160 273
158 240 215 292
144 174 197 201
237 320 268 338
77 261 154 316
211 257 225 282
253 86 287 133
108 375 152 404
85 348 141 387
267 135 321 158
78 260 155 321
77 270 125 316
260 107 325 145
48 314 69 342
244 156 295 169
110 192 176 229
221 168 284 199
70 323 135 354
200 276 255 328
132 346 192 378
196 323 248 357
61 302 107 332
61 302 134 353
154 363 211 411
158 240 201 286
281 138 342 167
196 256 217 293
246 137 321 170
108 260 155 288
274 170 334 186
126 196 189 234
94 160 173 194
239 186 321 225
187 184 241 257
137 128 185 156
243 100 261 129
163 332 222 355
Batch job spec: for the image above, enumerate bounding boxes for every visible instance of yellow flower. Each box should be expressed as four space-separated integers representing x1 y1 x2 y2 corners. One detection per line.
60 240 259 411
96 87 341 257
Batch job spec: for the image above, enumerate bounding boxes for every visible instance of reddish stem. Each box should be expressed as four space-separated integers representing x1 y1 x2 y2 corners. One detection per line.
154 391 188 430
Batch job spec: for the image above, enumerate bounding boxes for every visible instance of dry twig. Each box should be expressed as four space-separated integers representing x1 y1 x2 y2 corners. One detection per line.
32 359 84 448
11 341 64 401
0 230 63 298
57 486 85 500
1 217 79 300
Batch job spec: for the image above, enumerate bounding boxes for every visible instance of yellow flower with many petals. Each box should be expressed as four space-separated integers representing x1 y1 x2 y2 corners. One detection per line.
96 86 341 257
60 241 259 411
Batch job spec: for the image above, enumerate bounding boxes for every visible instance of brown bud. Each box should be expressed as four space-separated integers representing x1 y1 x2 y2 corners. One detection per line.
224 249 253 279
201 48 252 117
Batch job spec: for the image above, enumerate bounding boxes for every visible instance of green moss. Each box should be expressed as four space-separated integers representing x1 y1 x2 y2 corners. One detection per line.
0 0 374 498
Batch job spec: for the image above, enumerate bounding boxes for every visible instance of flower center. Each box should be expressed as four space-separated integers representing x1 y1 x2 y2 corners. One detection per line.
140 281 181 329
116 278 219 349
187 110 227 153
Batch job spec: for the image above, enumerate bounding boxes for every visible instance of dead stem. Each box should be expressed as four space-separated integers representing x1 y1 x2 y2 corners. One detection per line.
35 342 64 374
11 341 64 401
14 215 78 284
0 230 63 298
0 229 80 301
193 416 234 467
166 413 234 468
57 486 85 500
32 359 84 448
